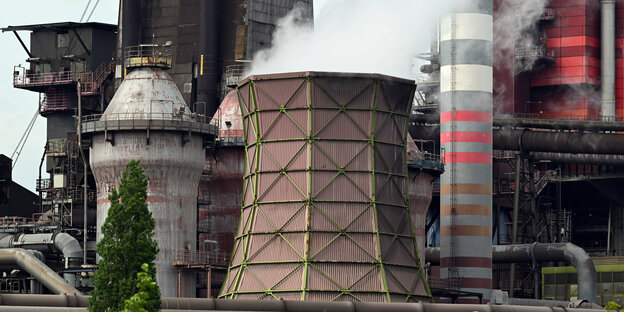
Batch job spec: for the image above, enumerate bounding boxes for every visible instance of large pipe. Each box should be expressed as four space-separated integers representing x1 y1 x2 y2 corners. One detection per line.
0 233 83 259
0 233 83 287
0 249 80 295
410 126 624 155
602 0 616 120
0 295 606 312
439 0 494 302
412 114 624 132
507 298 601 309
197 0 219 119
425 243 597 303
530 152 624 165
494 130 624 154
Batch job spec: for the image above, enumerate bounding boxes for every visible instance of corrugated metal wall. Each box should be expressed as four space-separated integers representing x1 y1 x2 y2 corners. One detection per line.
220 72 430 302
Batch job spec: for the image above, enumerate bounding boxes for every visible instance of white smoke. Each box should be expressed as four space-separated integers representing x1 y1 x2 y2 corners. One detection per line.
246 0 462 80
494 0 550 73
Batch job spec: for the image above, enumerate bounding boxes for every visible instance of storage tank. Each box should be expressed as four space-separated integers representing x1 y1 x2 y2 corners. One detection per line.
82 46 217 297
220 72 431 302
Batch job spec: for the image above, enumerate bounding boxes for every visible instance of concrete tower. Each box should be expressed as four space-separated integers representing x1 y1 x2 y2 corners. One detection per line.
439 0 494 303
83 46 217 297
220 72 430 302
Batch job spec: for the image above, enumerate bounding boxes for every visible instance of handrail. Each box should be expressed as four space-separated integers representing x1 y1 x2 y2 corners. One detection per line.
172 249 230 267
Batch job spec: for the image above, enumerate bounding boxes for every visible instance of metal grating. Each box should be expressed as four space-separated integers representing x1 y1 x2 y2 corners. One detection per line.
220 72 431 302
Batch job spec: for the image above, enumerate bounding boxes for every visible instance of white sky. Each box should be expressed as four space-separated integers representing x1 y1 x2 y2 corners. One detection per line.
0 0 329 192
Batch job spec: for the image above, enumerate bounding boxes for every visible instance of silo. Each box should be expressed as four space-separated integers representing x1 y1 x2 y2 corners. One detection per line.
82 47 217 297
220 72 431 302
439 0 494 303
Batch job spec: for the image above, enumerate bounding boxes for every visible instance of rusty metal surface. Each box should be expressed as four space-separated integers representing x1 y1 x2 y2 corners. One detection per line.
221 72 430 302
101 68 192 121
89 67 205 297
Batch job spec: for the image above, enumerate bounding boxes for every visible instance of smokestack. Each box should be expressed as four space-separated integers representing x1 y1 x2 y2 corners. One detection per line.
601 0 615 120
439 0 493 303
196 0 219 119
121 0 141 62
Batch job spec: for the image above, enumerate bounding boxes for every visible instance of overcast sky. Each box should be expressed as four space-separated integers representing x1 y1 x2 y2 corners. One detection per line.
0 0 329 192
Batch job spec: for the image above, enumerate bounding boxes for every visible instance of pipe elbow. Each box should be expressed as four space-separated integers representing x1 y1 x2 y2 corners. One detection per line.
53 233 83 260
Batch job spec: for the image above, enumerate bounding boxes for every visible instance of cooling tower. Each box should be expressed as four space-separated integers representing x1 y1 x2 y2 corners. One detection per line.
439 0 494 303
83 64 217 297
220 72 431 302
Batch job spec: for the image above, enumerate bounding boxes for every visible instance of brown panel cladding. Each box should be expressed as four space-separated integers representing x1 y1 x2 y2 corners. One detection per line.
440 184 492 195
441 204 492 216
440 225 492 237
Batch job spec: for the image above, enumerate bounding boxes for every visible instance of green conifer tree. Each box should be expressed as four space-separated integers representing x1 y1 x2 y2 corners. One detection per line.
89 160 161 312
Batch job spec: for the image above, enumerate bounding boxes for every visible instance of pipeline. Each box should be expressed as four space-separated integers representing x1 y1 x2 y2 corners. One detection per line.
409 126 624 155
0 233 83 287
529 152 624 165
0 233 83 259
196 0 219 119
425 243 597 303
0 249 80 295
507 298 602 309
412 114 624 132
601 0 616 120
0 295 607 312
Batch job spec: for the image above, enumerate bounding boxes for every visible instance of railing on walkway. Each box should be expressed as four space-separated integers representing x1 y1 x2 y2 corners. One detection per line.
428 277 463 290
172 249 230 267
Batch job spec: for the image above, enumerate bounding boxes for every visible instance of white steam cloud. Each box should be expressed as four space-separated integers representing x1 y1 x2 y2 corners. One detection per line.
494 0 550 73
247 0 462 80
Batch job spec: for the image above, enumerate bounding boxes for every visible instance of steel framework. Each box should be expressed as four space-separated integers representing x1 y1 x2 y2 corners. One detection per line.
220 72 430 302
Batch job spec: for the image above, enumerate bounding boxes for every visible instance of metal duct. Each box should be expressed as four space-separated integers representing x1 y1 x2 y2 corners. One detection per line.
0 249 80 295
601 0 616 120
425 243 597 303
530 152 624 165
507 298 602 309
494 130 624 154
0 295 607 312
439 0 493 302
0 233 83 260
197 0 219 119
412 113 624 132
410 126 624 155
0 233 83 287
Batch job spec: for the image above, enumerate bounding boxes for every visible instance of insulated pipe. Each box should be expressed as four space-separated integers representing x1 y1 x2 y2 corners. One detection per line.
494 130 624 154
412 114 624 131
425 243 597 303
0 295 607 312
0 233 83 259
507 298 602 309
438 0 494 302
530 152 624 165
410 126 624 155
197 0 219 119
0 233 83 287
602 0 616 120
0 249 80 295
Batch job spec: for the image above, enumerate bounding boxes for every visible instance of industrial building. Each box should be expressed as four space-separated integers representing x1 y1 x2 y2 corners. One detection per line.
0 0 623 311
